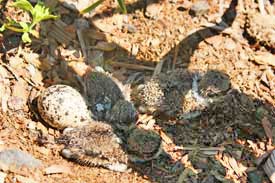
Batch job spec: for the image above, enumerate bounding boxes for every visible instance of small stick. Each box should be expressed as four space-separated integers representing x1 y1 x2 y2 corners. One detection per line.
1 63 19 80
108 61 155 71
152 59 164 78
174 146 225 151
22 77 41 90
76 29 87 61
263 150 275 183
238 0 244 12
219 0 224 16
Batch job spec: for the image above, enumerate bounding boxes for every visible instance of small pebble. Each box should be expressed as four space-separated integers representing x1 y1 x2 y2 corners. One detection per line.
123 24 137 33
189 0 210 17
27 120 37 131
7 96 25 111
75 18 90 30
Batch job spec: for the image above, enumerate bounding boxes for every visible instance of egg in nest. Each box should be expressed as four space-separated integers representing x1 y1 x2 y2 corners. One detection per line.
37 85 93 129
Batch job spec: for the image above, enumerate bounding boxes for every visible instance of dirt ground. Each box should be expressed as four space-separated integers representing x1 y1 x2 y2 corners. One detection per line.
1 0 275 182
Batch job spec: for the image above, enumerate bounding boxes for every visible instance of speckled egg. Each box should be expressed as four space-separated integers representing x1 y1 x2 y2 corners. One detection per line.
37 85 93 129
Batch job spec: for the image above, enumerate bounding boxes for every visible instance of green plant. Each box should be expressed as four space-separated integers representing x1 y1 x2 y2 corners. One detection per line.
81 0 127 14
0 0 58 43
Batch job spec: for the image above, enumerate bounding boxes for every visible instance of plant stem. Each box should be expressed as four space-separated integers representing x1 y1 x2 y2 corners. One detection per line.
80 0 105 14
5 25 24 33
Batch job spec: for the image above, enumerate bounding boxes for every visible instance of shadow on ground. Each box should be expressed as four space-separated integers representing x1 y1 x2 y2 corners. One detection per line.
1 0 274 182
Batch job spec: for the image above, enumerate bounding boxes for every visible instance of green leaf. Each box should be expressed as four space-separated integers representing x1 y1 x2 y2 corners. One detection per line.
117 0 127 14
31 2 58 24
12 0 33 13
6 17 18 25
80 0 105 14
22 32 31 43
29 29 38 36
0 24 6 32
18 21 30 32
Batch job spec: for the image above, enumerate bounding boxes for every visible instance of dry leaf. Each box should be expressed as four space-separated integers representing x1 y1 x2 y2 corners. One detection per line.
216 153 247 182
228 157 247 177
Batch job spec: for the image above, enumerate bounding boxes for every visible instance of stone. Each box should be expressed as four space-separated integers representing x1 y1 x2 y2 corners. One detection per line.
0 149 42 171
189 0 210 17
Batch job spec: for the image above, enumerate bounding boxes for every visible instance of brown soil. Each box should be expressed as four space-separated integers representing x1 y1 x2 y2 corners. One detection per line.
1 0 275 182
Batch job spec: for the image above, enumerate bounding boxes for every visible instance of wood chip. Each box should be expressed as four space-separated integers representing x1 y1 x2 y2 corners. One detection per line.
262 117 273 140
92 41 117 52
48 20 76 45
158 129 173 144
263 150 275 183
14 175 38 183
68 61 90 77
44 164 72 175
76 29 87 60
252 52 275 67
0 171 6 183
108 61 155 71
174 146 225 152
152 59 164 78
131 44 139 56
216 153 247 181
224 38 236 50
83 29 106 40
12 78 28 102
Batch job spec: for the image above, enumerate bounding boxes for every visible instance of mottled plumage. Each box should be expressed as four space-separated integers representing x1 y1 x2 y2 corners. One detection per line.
58 122 129 172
